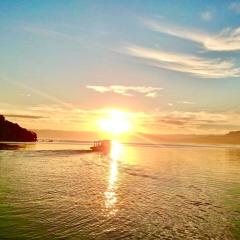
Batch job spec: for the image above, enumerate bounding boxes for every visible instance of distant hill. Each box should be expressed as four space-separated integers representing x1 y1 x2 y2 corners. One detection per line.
34 128 240 145
141 131 240 145
34 129 99 141
0 115 37 142
225 131 240 138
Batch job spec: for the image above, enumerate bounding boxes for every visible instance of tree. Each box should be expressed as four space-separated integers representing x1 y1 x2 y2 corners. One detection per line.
0 115 37 142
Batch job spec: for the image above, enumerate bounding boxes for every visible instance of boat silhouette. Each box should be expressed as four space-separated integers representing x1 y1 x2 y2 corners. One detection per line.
90 140 111 153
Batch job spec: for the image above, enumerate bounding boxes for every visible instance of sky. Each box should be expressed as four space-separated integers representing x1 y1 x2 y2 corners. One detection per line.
0 0 240 136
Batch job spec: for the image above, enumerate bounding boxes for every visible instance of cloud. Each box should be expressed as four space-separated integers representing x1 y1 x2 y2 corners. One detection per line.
144 19 240 51
86 85 162 97
21 24 84 45
229 2 240 14
22 25 74 40
177 101 196 105
1 103 112 132
157 111 234 128
1 103 240 134
201 11 213 21
4 114 46 119
135 110 240 134
125 45 240 78
145 92 157 98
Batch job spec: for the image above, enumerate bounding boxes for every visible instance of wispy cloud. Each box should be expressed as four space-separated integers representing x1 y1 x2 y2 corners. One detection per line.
125 45 240 78
1 103 109 131
4 114 46 119
21 24 84 44
1 103 240 134
177 101 196 105
22 25 73 40
86 85 162 97
135 110 240 134
144 19 240 51
229 2 240 14
201 11 213 21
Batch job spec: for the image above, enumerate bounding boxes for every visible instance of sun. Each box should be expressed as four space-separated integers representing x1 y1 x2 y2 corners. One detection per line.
98 110 132 135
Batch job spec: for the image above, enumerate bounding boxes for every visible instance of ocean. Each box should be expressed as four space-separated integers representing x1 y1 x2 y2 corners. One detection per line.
0 141 239 239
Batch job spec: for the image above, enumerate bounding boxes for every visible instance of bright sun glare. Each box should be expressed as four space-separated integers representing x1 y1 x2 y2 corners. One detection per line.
98 110 132 135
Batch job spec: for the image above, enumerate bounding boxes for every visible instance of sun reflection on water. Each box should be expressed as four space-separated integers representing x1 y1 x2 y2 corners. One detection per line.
104 141 122 215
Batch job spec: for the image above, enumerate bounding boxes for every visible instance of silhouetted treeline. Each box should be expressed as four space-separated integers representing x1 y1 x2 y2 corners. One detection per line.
0 115 37 142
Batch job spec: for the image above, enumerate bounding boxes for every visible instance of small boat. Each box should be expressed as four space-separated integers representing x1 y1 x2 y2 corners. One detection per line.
90 140 111 153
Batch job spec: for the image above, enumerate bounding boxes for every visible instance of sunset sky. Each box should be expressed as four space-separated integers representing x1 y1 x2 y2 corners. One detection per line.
1 0 240 135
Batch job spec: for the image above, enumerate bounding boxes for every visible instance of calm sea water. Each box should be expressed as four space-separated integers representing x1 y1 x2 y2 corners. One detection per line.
0 141 239 239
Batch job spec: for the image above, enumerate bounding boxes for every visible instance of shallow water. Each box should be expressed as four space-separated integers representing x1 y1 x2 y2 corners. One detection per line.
0 142 239 239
